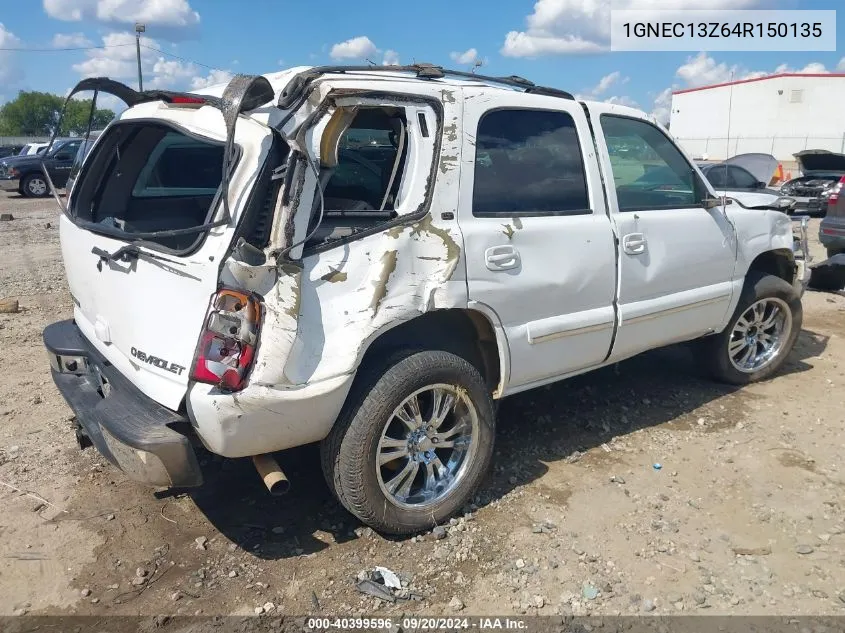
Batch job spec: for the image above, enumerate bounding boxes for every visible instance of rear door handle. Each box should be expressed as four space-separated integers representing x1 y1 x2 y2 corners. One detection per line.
622 233 647 255
485 245 520 271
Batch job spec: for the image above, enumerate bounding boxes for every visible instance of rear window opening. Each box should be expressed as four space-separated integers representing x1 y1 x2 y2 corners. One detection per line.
69 121 228 253
305 106 409 249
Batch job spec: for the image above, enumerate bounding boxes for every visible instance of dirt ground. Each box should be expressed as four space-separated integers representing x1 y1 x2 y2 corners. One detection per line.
0 192 843 619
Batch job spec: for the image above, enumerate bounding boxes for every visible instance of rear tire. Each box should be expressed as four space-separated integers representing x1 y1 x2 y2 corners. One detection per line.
827 247 844 258
699 273 802 385
21 173 48 198
321 349 495 535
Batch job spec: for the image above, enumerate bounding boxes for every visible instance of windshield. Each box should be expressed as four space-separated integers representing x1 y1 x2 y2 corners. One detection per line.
69 121 227 253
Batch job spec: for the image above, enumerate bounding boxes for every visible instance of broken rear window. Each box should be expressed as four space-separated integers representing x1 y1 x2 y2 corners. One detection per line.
69 121 227 253
307 107 409 248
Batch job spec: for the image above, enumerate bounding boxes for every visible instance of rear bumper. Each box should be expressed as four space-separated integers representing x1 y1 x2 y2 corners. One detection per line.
43 320 202 488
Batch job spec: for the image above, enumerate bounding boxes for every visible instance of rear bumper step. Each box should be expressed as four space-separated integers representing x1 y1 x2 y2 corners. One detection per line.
43 320 203 488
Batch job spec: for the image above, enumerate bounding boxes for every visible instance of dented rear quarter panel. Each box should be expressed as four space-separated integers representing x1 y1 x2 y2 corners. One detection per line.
188 78 470 458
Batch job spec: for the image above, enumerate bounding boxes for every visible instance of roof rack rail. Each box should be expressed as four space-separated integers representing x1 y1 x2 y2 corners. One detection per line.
277 63 574 110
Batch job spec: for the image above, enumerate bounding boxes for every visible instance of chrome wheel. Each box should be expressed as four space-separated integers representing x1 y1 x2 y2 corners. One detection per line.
376 384 479 509
27 177 47 196
728 297 792 373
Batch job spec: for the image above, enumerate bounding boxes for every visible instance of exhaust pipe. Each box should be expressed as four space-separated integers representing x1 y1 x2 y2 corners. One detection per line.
252 453 290 496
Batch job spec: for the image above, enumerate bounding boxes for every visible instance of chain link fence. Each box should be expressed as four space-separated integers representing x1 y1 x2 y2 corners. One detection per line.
0 136 52 147
675 135 845 171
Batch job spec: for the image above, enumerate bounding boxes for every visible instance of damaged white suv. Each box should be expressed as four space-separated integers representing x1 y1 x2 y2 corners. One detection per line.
44 66 809 534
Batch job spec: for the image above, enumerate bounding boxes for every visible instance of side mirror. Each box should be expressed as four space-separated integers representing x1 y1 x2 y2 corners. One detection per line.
755 181 766 189
54 153 72 161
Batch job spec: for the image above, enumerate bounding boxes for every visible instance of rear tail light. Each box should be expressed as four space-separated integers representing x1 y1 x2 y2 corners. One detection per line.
191 288 262 392
829 176 845 204
169 96 207 105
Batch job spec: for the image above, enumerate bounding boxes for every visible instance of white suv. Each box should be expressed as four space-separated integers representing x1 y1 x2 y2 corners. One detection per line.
44 66 809 534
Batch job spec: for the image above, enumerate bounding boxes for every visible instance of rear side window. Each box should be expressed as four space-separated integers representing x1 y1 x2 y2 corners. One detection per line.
704 166 727 188
472 109 589 216
70 122 227 252
728 166 759 188
132 133 224 197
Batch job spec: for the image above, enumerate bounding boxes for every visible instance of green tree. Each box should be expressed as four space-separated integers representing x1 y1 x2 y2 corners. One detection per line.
0 91 115 137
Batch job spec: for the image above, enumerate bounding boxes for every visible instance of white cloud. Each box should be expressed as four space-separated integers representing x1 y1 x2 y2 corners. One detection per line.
43 0 200 28
592 71 623 96
650 87 673 124
52 32 93 47
576 72 637 108
329 36 378 60
774 61 829 74
190 68 233 90
72 31 153 79
450 48 481 66
502 31 604 57
838 58 845 72
603 94 639 108
72 31 230 92
675 51 770 87
382 49 400 66
502 0 769 57
0 23 22 84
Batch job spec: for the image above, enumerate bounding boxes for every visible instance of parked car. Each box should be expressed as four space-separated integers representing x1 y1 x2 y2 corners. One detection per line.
18 142 50 156
696 154 794 212
0 145 24 159
0 138 83 197
44 67 808 534
780 150 845 215
818 174 845 258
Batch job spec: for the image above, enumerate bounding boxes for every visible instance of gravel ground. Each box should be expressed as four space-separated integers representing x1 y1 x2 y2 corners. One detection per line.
0 192 843 618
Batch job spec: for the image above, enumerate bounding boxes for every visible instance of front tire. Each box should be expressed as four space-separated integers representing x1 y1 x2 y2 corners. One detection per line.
21 173 48 198
700 273 802 385
321 350 495 535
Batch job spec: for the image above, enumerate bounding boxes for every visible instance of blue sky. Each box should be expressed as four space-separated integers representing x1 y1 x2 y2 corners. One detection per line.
0 0 842 122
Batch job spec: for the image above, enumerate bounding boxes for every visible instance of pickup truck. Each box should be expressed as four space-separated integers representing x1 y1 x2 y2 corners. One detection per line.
44 67 809 535
0 138 83 197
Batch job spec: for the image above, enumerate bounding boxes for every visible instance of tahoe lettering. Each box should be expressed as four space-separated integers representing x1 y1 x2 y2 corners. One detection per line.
130 347 186 376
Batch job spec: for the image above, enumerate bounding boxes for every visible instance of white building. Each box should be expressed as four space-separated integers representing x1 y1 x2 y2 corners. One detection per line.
669 73 845 168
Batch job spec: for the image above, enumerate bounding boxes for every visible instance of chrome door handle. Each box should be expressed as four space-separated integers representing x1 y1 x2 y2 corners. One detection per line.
485 245 520 271
622 233 647 255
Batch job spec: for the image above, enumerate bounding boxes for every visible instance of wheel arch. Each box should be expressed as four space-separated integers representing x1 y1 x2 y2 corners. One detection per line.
746 248 795 286
354 307 508 398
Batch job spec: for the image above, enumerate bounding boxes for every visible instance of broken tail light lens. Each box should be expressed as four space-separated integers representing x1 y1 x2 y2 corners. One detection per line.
828 176 845 205
191 288 261 392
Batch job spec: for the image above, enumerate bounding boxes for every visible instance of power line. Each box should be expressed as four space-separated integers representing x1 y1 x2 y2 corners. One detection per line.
140 44 223 72
0 41 225 74
0 44 135 52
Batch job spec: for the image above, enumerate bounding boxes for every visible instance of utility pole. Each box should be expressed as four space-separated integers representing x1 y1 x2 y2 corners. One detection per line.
135 23 146 92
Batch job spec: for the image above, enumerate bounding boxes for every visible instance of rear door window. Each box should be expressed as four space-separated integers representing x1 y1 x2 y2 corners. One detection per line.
472 108 590 216
70 122 227 252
